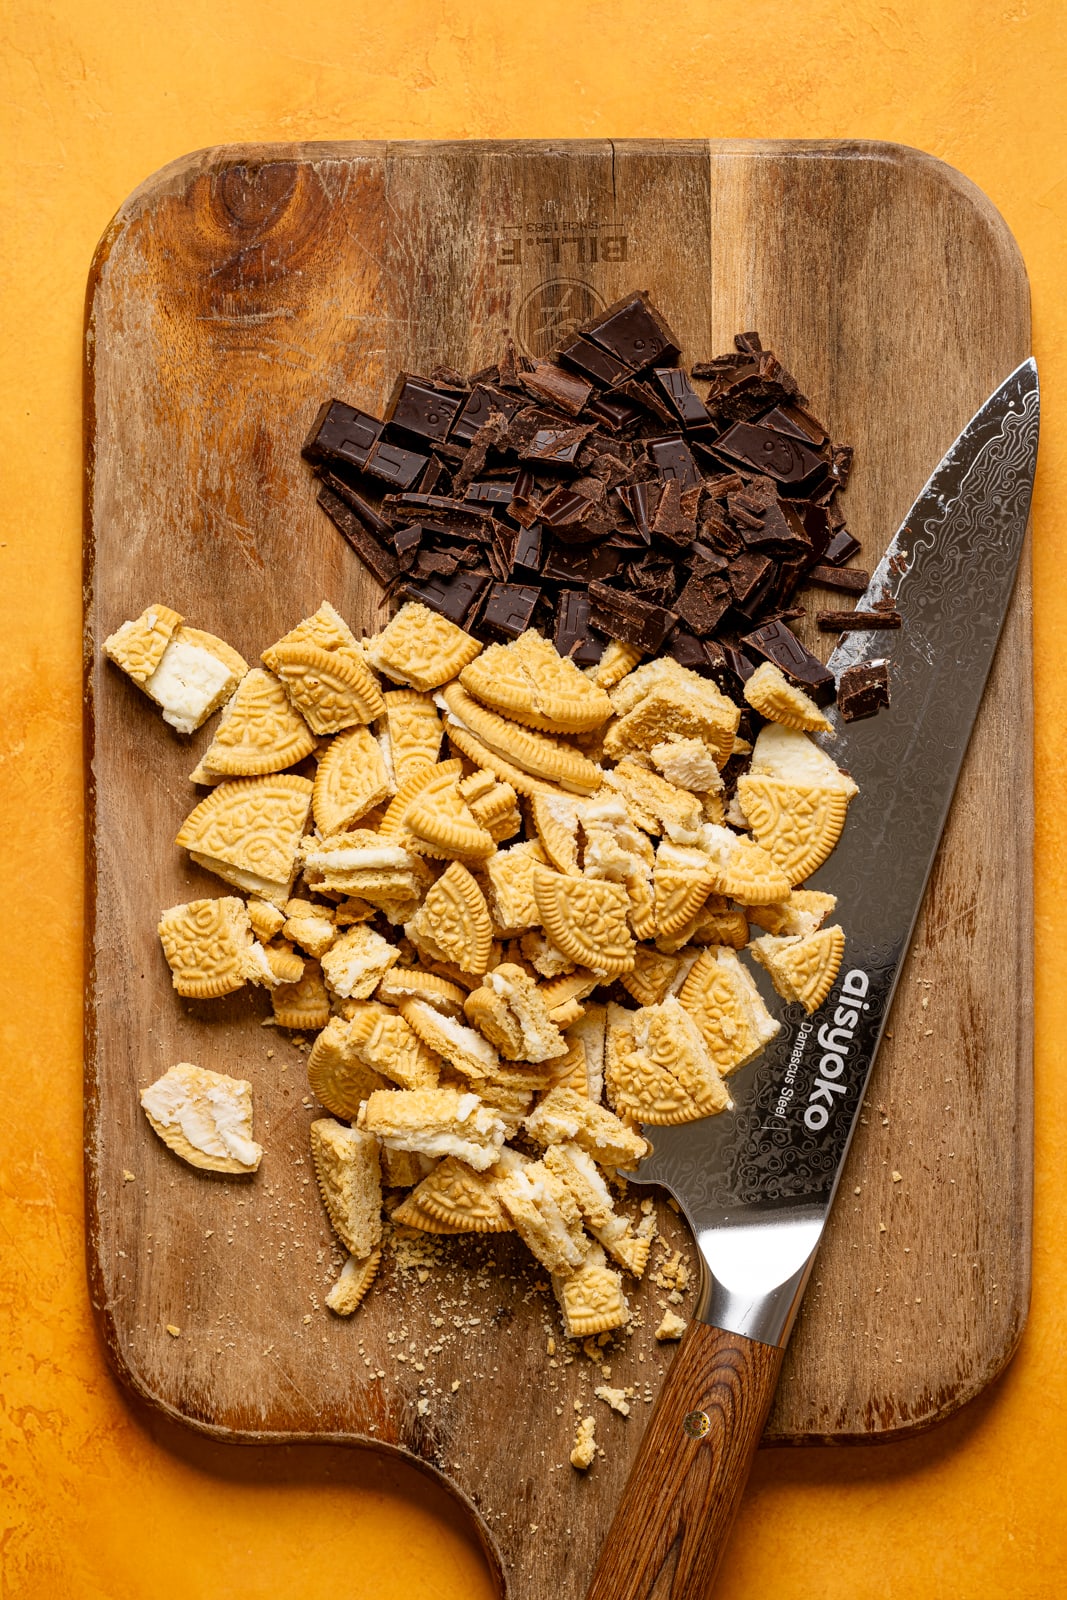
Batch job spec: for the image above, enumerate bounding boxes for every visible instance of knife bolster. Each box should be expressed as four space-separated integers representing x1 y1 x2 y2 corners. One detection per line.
691 1209 824 1346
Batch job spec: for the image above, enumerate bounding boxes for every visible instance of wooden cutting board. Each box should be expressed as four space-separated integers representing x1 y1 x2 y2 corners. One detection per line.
83 139 1033 1597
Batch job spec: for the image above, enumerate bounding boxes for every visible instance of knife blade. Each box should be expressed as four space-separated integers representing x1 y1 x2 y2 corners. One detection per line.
585 357 1039 1600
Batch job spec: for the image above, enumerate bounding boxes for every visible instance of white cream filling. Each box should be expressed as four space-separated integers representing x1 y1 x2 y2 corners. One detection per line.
141 1068 261 1168
145 639 236 733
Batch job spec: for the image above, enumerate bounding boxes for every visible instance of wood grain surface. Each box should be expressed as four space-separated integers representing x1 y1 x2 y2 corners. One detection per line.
586 1324 785 1600
84 140 1032 1599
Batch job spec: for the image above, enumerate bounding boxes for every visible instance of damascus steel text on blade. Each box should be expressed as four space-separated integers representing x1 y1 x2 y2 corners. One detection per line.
635 360 1039 1222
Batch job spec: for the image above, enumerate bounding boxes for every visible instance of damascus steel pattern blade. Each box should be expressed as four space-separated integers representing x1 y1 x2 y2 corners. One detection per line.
629 359 1039 1344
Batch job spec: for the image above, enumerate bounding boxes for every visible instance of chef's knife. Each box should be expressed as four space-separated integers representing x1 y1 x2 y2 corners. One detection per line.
585 357 1040 1600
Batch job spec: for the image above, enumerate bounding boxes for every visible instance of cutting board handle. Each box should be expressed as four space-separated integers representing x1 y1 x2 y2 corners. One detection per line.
585 1320 784 1600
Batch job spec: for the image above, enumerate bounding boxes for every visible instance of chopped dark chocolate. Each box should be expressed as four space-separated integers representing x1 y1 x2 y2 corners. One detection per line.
713 420 826 486
674 574 732 636
837 660 891 721
816 609 902 632
401 569 490 626
806 564 870 593
651 366 711 429
510 524 544 581
588 581 677 653
556 335 632 389
303 399 383 470
385 373 463 443
518 360 593 417
316 486 399 587
480 582 541 639
582 291 681 372
541 542 623 585
554 589 607 666
647 436 700 491
741 617 835 702
452 384 524 445
362 439 428 491
820 527 863 565
306 308 860 663
465 479 515 506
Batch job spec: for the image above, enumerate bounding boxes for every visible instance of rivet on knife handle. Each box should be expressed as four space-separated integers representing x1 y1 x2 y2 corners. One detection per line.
585 1321 784 1600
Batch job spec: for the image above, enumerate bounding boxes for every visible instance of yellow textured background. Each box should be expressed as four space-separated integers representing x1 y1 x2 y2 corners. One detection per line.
2 2 1064 1595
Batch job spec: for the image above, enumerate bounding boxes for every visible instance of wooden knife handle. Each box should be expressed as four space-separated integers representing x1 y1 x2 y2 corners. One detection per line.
585 1321 784 1600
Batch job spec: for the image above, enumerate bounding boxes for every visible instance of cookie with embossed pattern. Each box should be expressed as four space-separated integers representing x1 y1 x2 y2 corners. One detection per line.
608 994 730 1124
271 960 331 1031
382 688 443 784
699 823 793 905
533 866 635 978
346 1001 440 1091
157 896 262 998
460 630 613 733
312 724 393 834
744 660 834 734
365 600 482 691
749 924 846 1014
175 774 313 905
440 684 603 795
404 861 493 976
398 996 499 1081
653 841 720 938
320 924 398 1001
524 1086 649 1168
104 602 183 683
735 776 851 885
307 1015 389 1119
405 777 497 863
193 668 317 780
553 1243 630 1338
677 946 780 1076
404 1155 513 1234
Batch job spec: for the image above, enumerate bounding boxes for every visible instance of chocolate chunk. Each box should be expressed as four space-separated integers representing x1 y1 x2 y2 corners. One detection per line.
674 575 732 636
393 521 424 555
362 439 428 491
429 365 469 392
806 564 870 593
412 549 460 579
554 589 607 666
481 582 541 638
556 335 632 388
518 360 593 417
415 455 449 496
830 443 854 488
723 644 758 687
727 552 774 608
452 384 524 445
401 569 490 626
521 424 592 467
614 378 677 427
541 542 623 585
588 581 677 652
816 609 902 632
317 471 395 540
663 628 711 672
760 404 827 447
713 420 826 486
801 502 832 562
316 486 398 587
586 451 634 492
652 478 696 547
731 495 811 554
837 660 891 721
617 481 658 542
539 484 598 531
741 617 835 702
302 399 383 470
465 479 515 506
586 392 646 431
510 524 544 581
385 373 463 443
648 436 700 491
582 291 681 371
383 493 495 541
651 367 710 428
821 527 863 565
